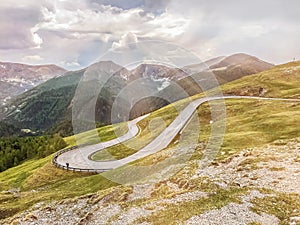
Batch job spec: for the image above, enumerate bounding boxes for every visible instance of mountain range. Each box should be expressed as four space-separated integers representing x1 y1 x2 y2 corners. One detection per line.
0 53 274 136
0 62 66 105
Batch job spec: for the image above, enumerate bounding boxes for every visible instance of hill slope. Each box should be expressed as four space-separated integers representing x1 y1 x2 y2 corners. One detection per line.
172 53 274 97
222 60 300 98
0 62 128 135
130 54 274 117
1 61 188 135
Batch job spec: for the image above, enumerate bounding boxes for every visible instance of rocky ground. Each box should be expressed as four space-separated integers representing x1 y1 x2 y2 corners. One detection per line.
194 138 300 195
5 138 300 225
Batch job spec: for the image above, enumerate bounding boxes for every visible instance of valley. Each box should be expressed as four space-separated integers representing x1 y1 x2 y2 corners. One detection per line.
0 60 299 224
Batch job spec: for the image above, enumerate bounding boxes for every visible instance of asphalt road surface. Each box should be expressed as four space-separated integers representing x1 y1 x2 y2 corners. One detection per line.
55 96 300 171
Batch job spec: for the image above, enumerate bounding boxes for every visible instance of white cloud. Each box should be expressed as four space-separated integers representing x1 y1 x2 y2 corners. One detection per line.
240 25 266 38
36 4 189 43
31 27 43 48
111 32 138 51
22 55 44 62
163 0 300 63
60 60 81 68
141 11 190 38
0 0 299 69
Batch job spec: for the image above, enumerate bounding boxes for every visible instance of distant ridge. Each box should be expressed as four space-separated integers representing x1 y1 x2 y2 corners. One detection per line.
169 53 275 98
0 54 275 136
0 62 67 104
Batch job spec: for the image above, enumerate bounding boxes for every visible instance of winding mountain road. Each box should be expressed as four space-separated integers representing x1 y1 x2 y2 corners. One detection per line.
54 96 300 172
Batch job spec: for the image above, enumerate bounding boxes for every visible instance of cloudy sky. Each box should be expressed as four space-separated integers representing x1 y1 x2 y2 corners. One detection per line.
0 0 299 70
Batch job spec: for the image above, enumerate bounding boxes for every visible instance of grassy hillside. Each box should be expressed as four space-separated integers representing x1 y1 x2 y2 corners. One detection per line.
222 61 300 98
0 61 300 222
2 70 84 134
2 67 129 136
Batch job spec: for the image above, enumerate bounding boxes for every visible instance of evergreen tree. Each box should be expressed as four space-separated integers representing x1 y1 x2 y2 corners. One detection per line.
0 134 67 172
